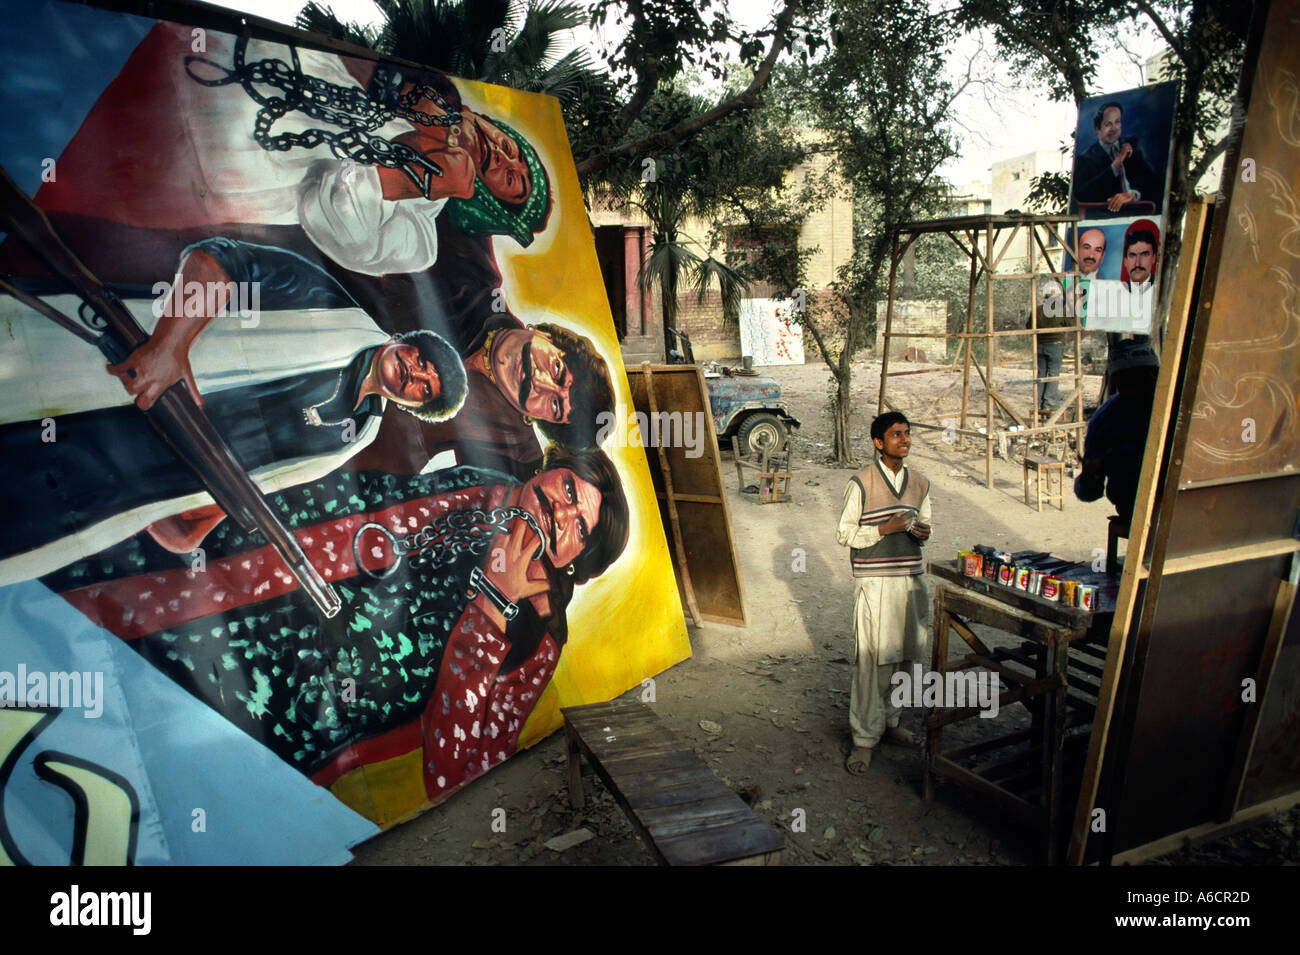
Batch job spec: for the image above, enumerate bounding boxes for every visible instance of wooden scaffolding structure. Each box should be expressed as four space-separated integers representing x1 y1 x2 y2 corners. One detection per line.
876 213 1087 488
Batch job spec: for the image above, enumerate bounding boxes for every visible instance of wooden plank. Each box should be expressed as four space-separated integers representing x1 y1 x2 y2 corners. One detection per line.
586 736 691 764
563 709 665 738
599 741 696 766
636 796 757 838
652 491 724 505
1067 197 1213 865
641 363 702 627
653 819 784 867
942 727 1036 761
1223 575 1297 817
1155 538 1300 577
588 733 692 762
1109 789 1300 866
628 365 747 626
614 777 731 812
986 221 995 488
615 765 719 798
878 231 901 416
581 730 687 761
931 756 1040 822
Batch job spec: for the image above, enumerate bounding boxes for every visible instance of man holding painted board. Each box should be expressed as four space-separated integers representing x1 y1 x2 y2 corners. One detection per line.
836 411 932 774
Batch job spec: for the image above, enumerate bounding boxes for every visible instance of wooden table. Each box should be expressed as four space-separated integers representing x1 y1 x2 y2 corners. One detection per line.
562 699 784 866
924 561 1113 864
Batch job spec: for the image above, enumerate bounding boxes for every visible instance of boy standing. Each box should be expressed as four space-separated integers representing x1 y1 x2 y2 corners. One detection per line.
836 412 932 774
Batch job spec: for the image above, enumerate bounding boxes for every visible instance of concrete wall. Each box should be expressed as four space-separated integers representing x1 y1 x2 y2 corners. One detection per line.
874 299 947 360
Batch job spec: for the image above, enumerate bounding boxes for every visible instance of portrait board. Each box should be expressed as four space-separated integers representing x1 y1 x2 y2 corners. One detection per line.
1069 81 1177 222
1068 217 1163 333
0 0 690 864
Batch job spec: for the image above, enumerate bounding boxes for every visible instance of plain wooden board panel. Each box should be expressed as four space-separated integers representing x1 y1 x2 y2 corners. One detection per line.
1162 476 1300 557
628 365 747 626
676 500 746 623
1241 609 1300 806
1107 559 1284 852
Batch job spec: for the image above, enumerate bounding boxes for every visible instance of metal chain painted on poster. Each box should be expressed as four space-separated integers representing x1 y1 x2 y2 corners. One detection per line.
352 505 543 580
185 37 461 198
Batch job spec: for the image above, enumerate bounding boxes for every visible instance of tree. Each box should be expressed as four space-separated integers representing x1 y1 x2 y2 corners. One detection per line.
955 0 1127 105
574 0 810 180
296 0 818 190
601 82 807 355
789 0 967 464
295 1 612 119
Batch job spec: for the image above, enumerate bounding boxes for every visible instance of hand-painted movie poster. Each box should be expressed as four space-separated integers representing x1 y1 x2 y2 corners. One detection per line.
1066 82 1177 334
0 0 689 864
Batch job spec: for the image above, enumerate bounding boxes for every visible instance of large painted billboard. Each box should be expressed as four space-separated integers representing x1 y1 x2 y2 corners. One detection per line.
0 0 690 864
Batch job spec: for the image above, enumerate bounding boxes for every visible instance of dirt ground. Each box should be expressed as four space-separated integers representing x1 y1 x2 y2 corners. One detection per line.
349 357 1299 867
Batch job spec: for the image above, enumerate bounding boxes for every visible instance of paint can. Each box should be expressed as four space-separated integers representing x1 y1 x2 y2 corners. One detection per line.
1014 566 1032 590
1042 576 1061 601
1060 580 1079 607
1078 584 1097 612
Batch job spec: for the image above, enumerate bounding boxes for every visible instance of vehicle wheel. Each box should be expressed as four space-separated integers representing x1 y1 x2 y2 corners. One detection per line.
737 413 788 457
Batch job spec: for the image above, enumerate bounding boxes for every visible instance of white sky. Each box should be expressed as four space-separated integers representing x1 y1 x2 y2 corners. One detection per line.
211 0 1163 192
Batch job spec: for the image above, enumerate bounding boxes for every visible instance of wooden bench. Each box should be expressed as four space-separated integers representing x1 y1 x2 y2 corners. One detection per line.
561 699 784 865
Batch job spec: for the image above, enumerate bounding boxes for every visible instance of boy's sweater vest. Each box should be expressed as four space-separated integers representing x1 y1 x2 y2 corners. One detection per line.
849 460 930 578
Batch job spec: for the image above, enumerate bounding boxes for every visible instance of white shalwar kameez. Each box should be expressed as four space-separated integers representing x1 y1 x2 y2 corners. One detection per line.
836 463 931 749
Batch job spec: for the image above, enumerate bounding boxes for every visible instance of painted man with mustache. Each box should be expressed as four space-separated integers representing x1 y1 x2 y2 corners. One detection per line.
345 299 617 481
1112 226 1159 333
1066 226 1107 326
0 237 467 582
1084 223 1160 334
1078 228 1107 277
47 448 629 803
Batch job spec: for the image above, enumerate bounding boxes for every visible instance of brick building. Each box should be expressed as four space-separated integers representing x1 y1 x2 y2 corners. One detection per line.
588 142 854 366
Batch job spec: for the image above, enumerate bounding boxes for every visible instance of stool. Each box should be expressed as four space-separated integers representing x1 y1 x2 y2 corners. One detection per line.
1106 516 1131 575
1023 456 1065 512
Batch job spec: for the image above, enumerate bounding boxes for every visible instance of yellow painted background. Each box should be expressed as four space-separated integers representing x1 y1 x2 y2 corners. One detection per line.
329 77 692 824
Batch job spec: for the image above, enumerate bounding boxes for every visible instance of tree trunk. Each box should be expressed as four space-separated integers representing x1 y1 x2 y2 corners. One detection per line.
830 314 860 466
831 367 853 465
